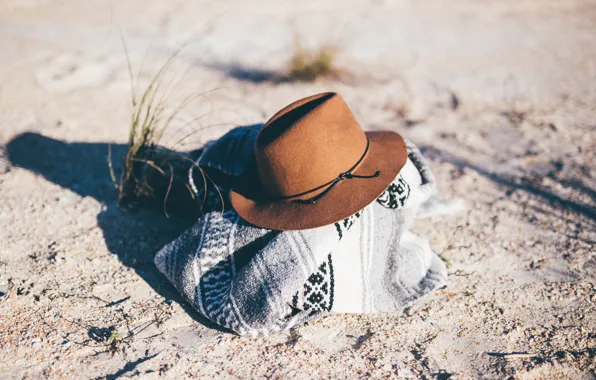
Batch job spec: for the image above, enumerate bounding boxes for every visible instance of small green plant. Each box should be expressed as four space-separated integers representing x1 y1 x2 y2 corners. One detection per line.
106 329 124 356
288 43 338 82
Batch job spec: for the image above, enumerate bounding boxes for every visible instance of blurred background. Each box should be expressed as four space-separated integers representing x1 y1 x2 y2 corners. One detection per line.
2 0 595 140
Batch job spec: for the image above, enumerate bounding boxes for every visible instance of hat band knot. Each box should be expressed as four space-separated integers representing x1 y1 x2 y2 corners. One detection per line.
277 138 381 205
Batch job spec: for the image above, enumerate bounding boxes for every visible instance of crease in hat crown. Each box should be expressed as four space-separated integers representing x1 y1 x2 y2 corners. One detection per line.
254 92 368 202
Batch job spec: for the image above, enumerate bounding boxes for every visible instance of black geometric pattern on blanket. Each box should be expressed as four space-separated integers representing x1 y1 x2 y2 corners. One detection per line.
291 253 334 314
377 174 410 209
334 211 361 240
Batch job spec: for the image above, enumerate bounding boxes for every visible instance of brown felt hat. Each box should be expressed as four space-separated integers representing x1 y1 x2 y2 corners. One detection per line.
230 92 407 230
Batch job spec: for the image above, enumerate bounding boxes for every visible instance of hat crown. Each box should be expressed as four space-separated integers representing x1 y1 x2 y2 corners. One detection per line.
255 92 368 200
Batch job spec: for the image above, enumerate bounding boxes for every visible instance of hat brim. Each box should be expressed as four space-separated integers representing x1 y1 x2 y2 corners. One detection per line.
230 131 407 231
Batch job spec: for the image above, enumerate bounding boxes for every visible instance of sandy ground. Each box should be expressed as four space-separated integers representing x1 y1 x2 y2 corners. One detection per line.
1 0 595 378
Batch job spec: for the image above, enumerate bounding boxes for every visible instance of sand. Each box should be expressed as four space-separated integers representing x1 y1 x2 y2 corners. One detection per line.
0 0 595 378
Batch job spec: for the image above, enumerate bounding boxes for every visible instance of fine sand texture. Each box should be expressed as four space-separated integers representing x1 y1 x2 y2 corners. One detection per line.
1 0 595 378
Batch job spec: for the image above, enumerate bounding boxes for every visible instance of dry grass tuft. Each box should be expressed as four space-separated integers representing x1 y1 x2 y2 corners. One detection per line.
109 41 211 217
288 43 338 82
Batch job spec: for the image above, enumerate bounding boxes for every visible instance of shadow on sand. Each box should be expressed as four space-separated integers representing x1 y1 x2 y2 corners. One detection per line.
418 145 596 223
5 132 226 332
207 62 291 84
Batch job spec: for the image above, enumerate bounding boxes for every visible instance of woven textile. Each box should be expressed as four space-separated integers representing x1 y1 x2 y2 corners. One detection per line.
155 126 463 336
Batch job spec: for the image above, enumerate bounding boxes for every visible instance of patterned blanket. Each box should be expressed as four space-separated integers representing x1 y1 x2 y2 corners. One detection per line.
155 126 463 336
